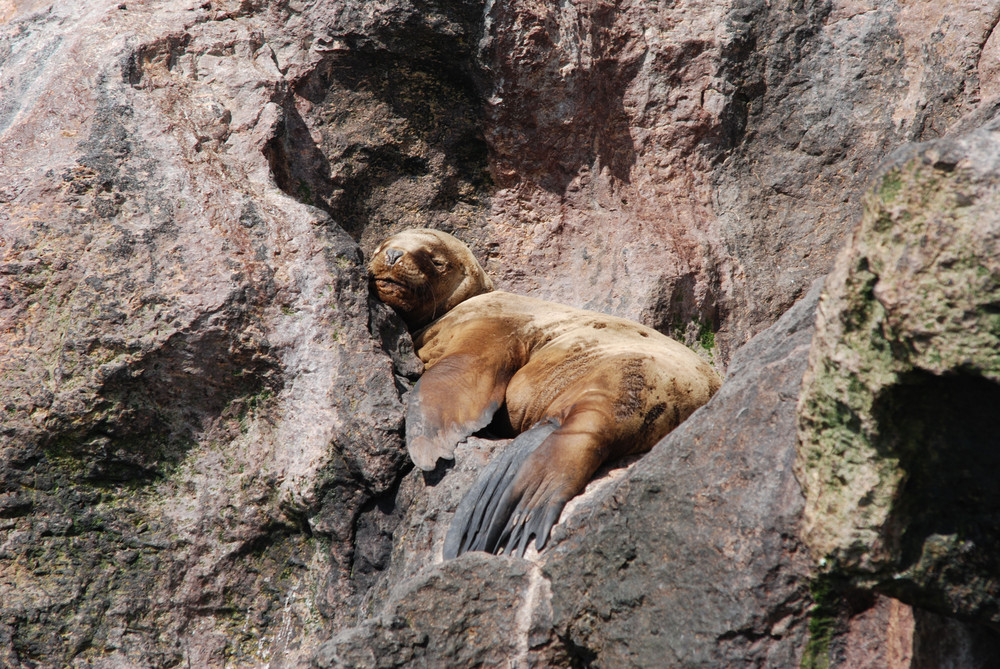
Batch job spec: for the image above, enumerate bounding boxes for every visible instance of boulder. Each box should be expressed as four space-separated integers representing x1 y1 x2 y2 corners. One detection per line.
797 119 1000 625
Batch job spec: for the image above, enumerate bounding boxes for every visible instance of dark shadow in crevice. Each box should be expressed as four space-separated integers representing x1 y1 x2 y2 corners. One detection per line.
911 605 1000 667
647 270 724 352
350 469 413 597
265 35 491 248
871 370 1000 620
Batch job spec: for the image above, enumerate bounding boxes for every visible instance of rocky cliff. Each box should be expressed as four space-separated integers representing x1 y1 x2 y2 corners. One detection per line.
1 0 998 667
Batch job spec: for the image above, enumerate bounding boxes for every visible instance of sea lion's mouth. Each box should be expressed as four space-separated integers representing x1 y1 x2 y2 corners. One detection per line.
374 277 408 290
373 276 413 303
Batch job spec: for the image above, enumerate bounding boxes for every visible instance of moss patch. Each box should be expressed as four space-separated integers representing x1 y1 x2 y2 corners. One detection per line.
800 577 841 669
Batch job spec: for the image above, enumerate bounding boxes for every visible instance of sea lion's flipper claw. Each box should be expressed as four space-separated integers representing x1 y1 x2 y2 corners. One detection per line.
533 503 564 552
505 496 561 557
406 353 511 471
514 515 534 558
443 419 560 559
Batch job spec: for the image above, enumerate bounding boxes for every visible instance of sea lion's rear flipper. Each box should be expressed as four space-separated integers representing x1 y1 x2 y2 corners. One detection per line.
444 405 614 559
443 418 562 559
406 353 512 471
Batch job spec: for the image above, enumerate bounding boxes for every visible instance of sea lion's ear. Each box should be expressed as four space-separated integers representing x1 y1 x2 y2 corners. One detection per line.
405 353 512 470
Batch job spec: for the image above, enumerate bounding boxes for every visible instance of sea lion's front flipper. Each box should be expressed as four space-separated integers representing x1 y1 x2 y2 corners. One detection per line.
443 418 562 559
406 353 512 471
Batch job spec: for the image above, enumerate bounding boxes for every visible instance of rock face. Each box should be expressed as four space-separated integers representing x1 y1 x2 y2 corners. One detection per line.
797 120 1000 624
2 0 1000 667
1 2 410 665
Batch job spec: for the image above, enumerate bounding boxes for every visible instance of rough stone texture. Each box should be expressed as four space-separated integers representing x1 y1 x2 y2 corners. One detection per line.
839 596 916 669
1 1 411 665
834 594 1000 669
314 555 553 669
476 0 1000 364
2 0 1000 667
797 120 1000 624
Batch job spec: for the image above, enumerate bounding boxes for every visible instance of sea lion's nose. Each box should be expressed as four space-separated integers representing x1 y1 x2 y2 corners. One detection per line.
384 248 404 266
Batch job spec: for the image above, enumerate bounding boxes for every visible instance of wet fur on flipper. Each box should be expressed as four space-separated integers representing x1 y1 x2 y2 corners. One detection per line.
406 375 502 471
443 418 563 559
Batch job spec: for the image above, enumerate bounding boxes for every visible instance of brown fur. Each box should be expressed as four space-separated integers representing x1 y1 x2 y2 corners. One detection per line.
370 228 721 557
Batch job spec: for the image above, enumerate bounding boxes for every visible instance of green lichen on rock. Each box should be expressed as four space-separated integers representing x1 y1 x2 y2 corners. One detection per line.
669 316 719 363
697 320 717 354
876 168 903 205
2 473 175 666
800 576 839 669
796 126 1000 624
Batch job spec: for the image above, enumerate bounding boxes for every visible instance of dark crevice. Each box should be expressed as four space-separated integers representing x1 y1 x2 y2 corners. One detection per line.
648 270 723 351
349 471 412 598
557 632 598 669
911 607 1000 667
265 15 491 250
872 370 1000 621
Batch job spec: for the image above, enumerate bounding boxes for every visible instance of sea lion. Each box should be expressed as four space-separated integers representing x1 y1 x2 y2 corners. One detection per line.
369 228 721 558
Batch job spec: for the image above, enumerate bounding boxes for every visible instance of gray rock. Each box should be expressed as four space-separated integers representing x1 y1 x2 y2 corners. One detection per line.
315 555 543 669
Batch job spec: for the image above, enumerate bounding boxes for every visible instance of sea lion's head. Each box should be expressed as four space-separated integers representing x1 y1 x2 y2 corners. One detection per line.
369 228 494 330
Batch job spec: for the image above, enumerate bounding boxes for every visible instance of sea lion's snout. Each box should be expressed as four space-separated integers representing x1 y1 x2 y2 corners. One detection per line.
384 248 404 266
